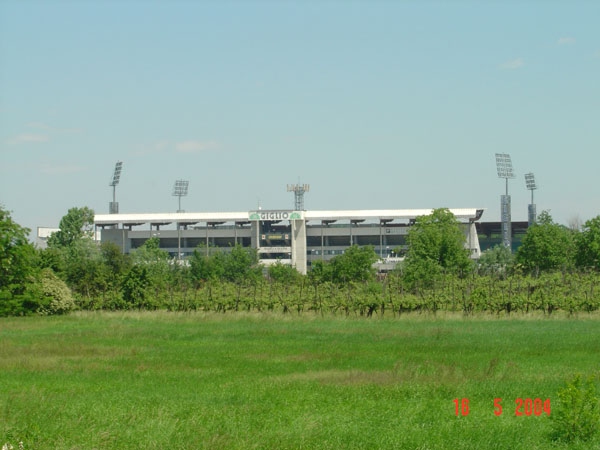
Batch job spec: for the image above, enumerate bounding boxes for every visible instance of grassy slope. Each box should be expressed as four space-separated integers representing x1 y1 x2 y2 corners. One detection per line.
1 312 599 449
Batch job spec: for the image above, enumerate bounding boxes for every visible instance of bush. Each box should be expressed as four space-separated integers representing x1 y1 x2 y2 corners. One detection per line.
0 290 32 317
121 265 150 308
550 374 600 442
2 270 76 316
37 268 76 315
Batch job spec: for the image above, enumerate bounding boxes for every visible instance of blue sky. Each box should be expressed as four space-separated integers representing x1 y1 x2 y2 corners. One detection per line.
1 0 599 237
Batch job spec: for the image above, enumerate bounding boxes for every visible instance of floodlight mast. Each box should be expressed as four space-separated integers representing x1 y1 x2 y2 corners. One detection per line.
287 182 310 210
495 153 515 249
109 161 123 214
172 179 189 263
525 172 537 226
172 179 189 213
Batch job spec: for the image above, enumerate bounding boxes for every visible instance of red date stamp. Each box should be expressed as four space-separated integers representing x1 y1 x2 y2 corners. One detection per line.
453 398 550 416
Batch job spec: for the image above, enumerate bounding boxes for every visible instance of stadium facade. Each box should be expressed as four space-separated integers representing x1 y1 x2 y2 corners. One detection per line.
95 208 484 274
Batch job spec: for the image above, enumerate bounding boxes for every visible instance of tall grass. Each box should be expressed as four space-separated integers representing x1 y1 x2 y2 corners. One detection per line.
1 311 599 449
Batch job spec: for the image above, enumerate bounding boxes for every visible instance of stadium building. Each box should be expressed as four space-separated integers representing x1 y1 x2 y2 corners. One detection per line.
94 207 484 274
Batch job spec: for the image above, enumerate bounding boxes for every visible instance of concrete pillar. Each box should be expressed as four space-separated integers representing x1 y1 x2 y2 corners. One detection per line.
251 221 260 250
465 222 481 259
291 219 307 274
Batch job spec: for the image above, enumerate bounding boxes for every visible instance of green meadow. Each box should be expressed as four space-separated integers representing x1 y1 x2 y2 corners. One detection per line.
1 312 599 449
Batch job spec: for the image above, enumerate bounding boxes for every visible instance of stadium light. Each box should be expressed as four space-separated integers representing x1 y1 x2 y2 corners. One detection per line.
525 172 537 226
495 153 515 249
109 161 123 214
172 179 189 263
172 180 189 213
110 161 123 187
495 153 515 181
525 172 537 192
287 182 310 211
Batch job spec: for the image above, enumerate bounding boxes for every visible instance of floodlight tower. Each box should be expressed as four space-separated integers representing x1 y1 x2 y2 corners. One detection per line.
109 161 123 214
287 182 310 210
525 172 537 227
495 153 515 249
172 179 189 263
172 180 189 213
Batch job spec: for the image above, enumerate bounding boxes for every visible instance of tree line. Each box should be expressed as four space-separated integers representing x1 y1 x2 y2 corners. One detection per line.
1 205 600 317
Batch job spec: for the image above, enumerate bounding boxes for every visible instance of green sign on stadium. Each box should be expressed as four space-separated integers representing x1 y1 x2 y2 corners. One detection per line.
249 211 303 221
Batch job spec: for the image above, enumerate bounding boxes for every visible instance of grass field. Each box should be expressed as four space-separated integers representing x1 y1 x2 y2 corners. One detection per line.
1 311 599 449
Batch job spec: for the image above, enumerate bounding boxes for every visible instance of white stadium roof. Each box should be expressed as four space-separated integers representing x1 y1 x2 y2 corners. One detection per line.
94 208 484 227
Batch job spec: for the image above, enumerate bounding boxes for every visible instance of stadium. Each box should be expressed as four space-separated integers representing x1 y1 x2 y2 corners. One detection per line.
92 164 535 274
94 207 484 274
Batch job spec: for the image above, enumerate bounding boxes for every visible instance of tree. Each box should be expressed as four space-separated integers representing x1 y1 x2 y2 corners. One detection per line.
477 245 514 276
516 211 575 273
307 259 330 286
268 260 301 284
189 247 226 283
47 206 95 248
222 244 261 283
0 206 38 295
131 237 170 264
130 237 171 292
121 264 150 308
100 241 132 285
402 208 473 288
64 238 108 299
189 244 261 285
575 215 600 271
328 245 378 283
39 246 67 278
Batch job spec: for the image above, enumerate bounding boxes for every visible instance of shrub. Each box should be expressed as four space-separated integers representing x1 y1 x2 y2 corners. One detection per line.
550 374 600 442
37 268 76 315
121 265 150 308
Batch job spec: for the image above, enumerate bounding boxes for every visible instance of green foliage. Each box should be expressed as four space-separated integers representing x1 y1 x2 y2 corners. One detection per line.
551 374 600 442
0 290 37 317
516 211 575 273
131 237 170 264
22 251 600 316
34 268 76 315
23 259 600 316
268 261 301 284
121 265 150 308
189 248 226 283
400 257 442 291
328 245 378 284
307 247 379 287
308 259 330 286
130 237 171 292
0 206 38 296
575 216 600 271
100 241 131 283
189 244 261 285
477 245 514 276
39 246 67 278
40 206 113 307
38 237 132 310
403 208 473 288
47 206 95 248
64 239 109 299
223 244 261 283
0 207 41 316
18 204 600 316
